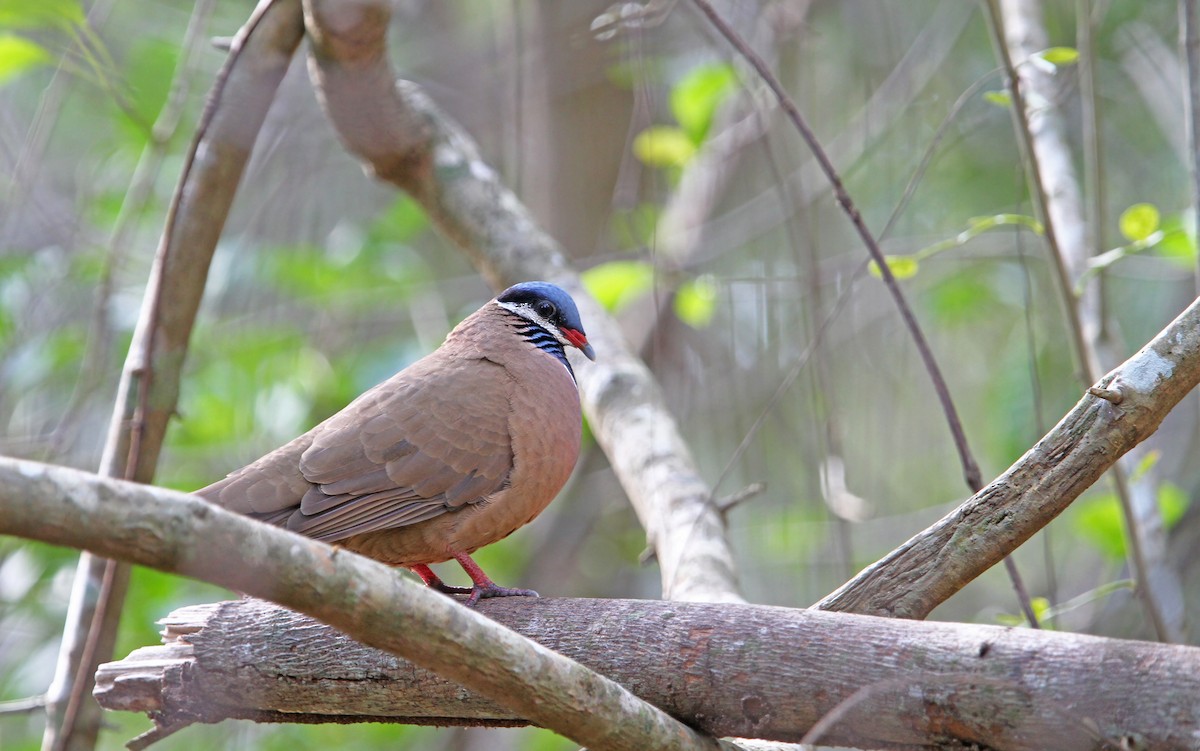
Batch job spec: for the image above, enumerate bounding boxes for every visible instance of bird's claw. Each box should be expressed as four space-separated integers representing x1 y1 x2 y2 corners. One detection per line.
464 585 540 608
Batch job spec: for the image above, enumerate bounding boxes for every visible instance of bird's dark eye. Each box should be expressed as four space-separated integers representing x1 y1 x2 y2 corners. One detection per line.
535 300 556 319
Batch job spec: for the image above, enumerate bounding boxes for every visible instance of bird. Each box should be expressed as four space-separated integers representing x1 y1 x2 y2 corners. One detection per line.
196 281 595 606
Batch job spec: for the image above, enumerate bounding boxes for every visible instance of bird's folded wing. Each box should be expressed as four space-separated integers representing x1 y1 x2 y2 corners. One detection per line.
287 356 514 541
196 434 317 516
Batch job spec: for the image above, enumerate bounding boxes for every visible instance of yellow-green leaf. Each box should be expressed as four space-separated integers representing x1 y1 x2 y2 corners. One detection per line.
1156 215 1198 265
1075 486 1189 561
582 260 654 313
1119 203 1160 242
983 90 1011 107
0 0 84 29
674 275 718 328
670 63 737 142
1038 47 1080 66
633 126 696 168
868 255 919 280
1074 493 1125 560
0 34 49 85
1159 482 1189 529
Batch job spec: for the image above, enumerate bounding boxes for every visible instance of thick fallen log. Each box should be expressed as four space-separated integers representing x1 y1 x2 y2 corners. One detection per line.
97 597 1200 751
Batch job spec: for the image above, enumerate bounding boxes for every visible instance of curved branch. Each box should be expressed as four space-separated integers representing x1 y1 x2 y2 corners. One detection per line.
301 0 741 603
687 0 983 494
43 3 308 750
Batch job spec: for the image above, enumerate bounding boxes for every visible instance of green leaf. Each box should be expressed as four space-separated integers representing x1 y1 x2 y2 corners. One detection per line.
633 126 696 167
1075 487 1190 560
868 255 919 280
1159 482 1189 529
581 260 654 313
983 90 1011 107
674 275 718 328
369 196 427 244
116 38 179 143
670 63 737 142
928 273 999 325
1119 203 1160 242
0 0 84 29
1155 215 1197 265
0 34 50 85
1074 493 1125 560
1037 47 1080 66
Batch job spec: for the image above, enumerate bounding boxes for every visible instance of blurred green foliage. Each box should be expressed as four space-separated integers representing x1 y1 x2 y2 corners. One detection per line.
2 2 1199 750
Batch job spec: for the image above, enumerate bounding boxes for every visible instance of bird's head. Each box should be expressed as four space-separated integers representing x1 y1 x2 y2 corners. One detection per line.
496 282 596 361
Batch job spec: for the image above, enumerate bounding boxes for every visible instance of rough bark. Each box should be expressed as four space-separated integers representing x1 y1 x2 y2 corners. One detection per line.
817 294 1200 618
93 597 1200 751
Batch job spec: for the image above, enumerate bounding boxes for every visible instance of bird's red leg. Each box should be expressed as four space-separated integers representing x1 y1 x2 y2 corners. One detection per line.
452 552 539 607
409 564 472 595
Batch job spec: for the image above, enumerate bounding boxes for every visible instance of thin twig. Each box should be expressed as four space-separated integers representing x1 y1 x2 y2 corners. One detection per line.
683 0 1048 624
689 0 982 495
0 695 46 716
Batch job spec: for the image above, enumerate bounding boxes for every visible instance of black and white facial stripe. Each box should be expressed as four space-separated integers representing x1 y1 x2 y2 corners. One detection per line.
495 281 596 380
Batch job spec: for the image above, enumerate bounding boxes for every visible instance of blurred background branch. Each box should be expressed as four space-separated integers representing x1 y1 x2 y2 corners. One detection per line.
987 0 1183 641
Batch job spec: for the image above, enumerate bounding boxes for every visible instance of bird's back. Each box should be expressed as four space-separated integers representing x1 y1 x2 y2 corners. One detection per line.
196 300 582 566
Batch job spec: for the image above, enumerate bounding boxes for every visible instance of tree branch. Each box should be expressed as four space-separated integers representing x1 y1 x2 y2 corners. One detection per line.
42 3 308 750
817 294 1200 618
300 0 741 602
91 596 1200 751
0 456 721 751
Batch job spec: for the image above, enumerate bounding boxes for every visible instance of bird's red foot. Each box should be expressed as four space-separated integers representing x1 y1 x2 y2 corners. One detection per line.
410 564 472 595
409 557 540 607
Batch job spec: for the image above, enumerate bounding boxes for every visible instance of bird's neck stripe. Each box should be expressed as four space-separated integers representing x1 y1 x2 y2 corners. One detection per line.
514 321 576 381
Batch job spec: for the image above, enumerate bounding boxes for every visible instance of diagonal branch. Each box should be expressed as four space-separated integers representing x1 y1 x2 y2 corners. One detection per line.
0 457 722 751
301 0 741 603
817 295 1200 618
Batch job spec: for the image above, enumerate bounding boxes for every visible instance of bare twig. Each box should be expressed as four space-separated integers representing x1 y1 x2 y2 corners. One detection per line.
688 0 981 494
1184 0 1200 294
46 0 217 462
0 695 46 716
682 0 1053 626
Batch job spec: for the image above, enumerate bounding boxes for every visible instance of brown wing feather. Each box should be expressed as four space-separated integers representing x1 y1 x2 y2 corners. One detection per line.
197 351 516 543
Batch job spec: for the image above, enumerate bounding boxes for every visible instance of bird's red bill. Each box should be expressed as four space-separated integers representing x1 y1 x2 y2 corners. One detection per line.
562 328 596 360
